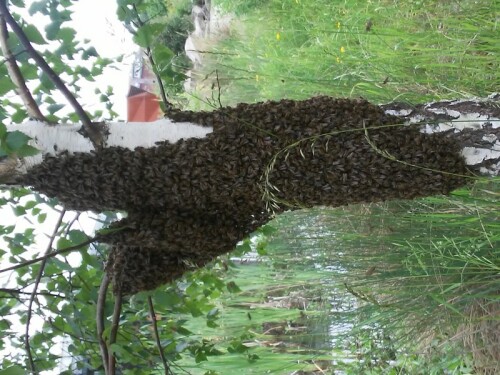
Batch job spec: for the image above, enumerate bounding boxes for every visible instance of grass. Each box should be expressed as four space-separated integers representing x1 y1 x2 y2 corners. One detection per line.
154 0 500 373
181 0 498 109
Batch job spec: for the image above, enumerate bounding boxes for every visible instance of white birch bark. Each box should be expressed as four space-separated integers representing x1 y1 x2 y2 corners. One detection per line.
1 119 212 179
382 93 500 175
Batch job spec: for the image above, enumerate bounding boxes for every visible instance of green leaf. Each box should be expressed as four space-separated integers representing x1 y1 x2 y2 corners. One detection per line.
17 145 40 157
56 237 73 250
110 343 126 357
0 319 11 330
24 200 37 209
195 351 207 363
68 229 88 244
9 0 25 7
133 23 165 48
0 78 16 96
45 21 63 40
234 240 251 256
39 71 56 91
57 27 76 43
259 224 277 236
0 365 26 375
47 103 64 115
5 131 30 151
175 325 193 336
154 290 180 307
0 123 6 138
12 205 26 216
28 1 48 15
23 24 46 45
226 281 241 293
82 47 99 59
256 242 268 256
10 109 29 124
50 257 73 271
37 213 47 224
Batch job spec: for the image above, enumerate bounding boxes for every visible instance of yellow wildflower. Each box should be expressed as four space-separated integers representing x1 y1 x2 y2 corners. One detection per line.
276 32 281 41
336 57 341 63
336 21 341 29
340 46 346 53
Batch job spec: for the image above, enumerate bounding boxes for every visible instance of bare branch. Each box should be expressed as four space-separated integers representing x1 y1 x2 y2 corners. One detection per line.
0 15 47 121
108 290 122 375
25 209 66 374
0 0 104 148
148 296 172 375
97 273 111 375
0 236 97 275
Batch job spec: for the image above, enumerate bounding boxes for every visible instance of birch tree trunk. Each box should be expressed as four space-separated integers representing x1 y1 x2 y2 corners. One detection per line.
1 95 498 294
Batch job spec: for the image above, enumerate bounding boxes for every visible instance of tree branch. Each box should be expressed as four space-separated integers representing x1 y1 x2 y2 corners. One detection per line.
0 288 65 298
0 0 104 148
0 236 97 275
148 296 172 375
0 15 47 121
97 273 111 375
25 209 66 375
108 290 122 375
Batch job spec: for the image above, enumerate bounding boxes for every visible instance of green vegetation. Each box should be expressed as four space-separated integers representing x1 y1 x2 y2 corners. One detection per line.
185 0 499 108
0 0 498 374
166 178 499 374
166 0 499 373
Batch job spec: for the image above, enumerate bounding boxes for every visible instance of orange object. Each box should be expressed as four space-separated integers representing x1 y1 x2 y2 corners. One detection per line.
127 86 160 122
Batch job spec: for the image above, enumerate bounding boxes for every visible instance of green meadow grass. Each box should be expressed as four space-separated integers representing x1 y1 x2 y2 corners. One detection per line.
184 0 498 108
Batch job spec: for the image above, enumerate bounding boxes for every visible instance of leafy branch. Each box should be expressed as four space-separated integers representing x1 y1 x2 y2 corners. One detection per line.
0 14 47 121
0 0 104 148
0 236 98 275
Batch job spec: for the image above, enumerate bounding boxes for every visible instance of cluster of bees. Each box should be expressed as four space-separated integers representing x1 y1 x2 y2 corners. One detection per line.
23 97 471 294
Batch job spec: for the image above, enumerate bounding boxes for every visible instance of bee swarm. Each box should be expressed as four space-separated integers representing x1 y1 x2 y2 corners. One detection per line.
23 97 470 294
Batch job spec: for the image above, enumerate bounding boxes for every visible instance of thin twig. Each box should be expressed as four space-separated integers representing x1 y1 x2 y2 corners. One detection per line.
0 288 65 298
148 296 171 375
25 209 66 375
0 0 103 148
0 236 98 274
215 69 222 109
97 273 111 375
108 290 123 375
130 4 173 112
0 15 47 121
